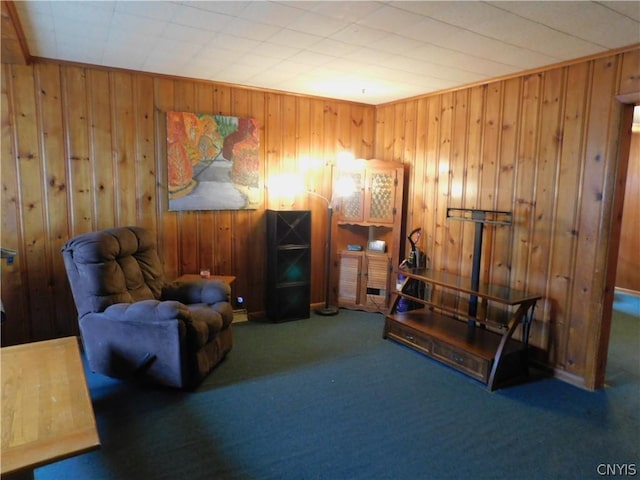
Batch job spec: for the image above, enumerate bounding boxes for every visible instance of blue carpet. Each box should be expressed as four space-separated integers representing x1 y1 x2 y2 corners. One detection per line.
613 290 640 318
35 301 639 480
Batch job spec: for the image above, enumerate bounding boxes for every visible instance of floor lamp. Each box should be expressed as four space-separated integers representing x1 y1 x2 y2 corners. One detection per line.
306 190 339 316
305 164 355 316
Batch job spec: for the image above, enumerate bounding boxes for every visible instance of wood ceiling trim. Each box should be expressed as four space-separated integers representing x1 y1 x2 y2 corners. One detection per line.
2 1 30 65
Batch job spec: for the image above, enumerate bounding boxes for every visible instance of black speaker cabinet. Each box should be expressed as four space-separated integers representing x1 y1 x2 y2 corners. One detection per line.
266 210 311 322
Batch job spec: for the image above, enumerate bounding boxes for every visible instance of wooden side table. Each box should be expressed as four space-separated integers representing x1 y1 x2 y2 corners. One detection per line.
1 337 100 479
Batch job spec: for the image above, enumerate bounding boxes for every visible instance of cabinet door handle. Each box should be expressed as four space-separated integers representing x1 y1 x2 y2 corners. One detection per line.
404 334 415 341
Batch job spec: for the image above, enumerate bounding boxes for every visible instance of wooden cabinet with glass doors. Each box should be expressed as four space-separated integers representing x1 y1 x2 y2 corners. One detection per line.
333 159 405 312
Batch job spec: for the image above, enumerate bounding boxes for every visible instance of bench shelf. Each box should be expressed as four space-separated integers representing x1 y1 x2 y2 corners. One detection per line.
383 269 540 390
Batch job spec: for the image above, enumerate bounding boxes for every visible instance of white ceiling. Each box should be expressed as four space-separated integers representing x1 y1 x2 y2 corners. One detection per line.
14 1 640 105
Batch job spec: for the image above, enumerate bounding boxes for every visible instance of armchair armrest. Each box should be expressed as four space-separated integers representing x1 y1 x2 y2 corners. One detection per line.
162 279 231 305
103 299 190 322
79 304 188 388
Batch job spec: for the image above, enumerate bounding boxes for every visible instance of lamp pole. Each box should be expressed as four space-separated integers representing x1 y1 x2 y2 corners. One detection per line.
306 190 339 316
271 162 350 317
303 156 356 316
315 202 339 316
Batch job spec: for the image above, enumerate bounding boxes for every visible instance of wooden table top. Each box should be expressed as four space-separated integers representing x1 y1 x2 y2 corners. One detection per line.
175 274 236 284
1 337 100 475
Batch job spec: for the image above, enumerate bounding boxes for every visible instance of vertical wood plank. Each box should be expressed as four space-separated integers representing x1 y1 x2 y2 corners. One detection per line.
265 93 282 210
63 66 93 235
449 90 468 279
410 97 429 260
349 104 364 159
244 89 267 311
380 104 395 161
228 87 252 303
374 104 387 160
213 84 233 275
1 65 29 345
336 102 351 154
308 98 327 302
297 97 321 299
583 56 624 388
173 80 198 275
460 86 485 280
548 62 589 368
423 97 440 268
360 103 375 159
112 71 138 226
567 56 618 381
36 63 76 337
479 83 501 210
490 77 521 289
134 74 157 233
87 69 115 230
615 129 640 292
511 73 541 292
392 103 406 162
402 100 418 243
436 93 453 274
194 81 214 274
13 65 54 340
528 68 564 348
154 77 178 279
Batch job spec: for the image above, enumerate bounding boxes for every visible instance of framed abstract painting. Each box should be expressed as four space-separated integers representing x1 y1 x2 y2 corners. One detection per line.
166 111 260 211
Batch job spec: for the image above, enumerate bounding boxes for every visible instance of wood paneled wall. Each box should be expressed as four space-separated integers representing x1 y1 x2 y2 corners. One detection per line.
616 128 640 292
374 47 640 389
1 46 637 390
1 60 374 346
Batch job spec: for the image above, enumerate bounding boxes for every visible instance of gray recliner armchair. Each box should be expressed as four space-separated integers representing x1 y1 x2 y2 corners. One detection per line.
61 226 233 389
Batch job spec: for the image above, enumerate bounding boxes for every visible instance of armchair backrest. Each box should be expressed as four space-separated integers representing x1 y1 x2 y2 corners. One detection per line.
62 226 165 318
